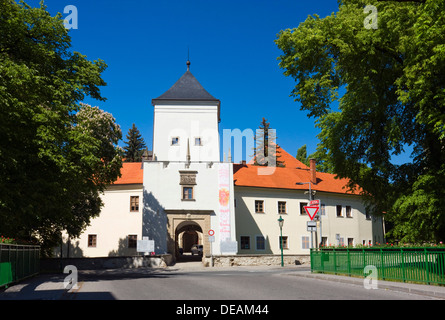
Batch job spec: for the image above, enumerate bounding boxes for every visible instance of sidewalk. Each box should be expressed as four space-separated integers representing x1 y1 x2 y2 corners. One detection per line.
290 271 445 299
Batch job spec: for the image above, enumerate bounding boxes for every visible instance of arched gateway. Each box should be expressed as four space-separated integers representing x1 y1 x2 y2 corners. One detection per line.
166 210 212 260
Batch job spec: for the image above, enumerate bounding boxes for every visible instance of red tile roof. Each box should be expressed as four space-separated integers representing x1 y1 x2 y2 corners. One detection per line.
234 147 361 195
113 162 143 185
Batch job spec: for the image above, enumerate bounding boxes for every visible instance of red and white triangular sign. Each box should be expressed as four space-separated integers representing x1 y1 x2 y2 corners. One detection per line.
304 206 319 221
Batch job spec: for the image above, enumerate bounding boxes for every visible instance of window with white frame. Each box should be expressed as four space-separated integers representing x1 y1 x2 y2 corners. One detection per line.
278 201 286 214
300 202 308 215
336 205 343 217
255 200 264 213
346 206 352 218
302 236 310 249
279 236 288 250
320 204 326 216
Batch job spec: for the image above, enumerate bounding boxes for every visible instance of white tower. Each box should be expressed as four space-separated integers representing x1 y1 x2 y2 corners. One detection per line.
143 61 237 259
151 60 220 162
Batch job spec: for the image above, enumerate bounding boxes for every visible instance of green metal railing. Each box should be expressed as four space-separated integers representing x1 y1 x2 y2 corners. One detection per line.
0 244 40 288
311 247 445 286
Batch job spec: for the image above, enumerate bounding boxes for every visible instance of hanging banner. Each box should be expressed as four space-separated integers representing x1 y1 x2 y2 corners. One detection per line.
218 163 231 242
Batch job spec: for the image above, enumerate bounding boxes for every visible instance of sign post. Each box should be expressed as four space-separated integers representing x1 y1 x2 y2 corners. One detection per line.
304 206 319 249
208 230 215 267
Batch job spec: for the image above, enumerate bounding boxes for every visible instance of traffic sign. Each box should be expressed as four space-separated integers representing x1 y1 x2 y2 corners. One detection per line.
208 235 215 243
307 221 317 232
208 229 215 236
309 200 320 207
304 206 319 221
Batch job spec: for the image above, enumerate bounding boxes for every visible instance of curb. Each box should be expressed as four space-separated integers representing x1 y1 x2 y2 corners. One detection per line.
289 271 445 299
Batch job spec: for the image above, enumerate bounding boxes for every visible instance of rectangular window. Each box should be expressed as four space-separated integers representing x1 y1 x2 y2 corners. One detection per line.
195 137 202 146
128 235 137 248
346 206 352 218
365 209 372 220
300 202 308 215
279 236 288 250
182 186 194 200
88 234 97 248
348 238 354 246
336 205 343 217
255 200 264 213
320 204 326 216
339 237 345 246
278 201 286 214
302 236 310 249
130 196 139 212
256 236 265 251
321 237 327 247
240 236 250 250
171 137 179 145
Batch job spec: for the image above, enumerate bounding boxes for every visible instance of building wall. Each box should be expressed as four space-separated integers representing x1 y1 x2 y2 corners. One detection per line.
62 184 144 258
152 104 220 162
234 186 384 255
142 161 236 256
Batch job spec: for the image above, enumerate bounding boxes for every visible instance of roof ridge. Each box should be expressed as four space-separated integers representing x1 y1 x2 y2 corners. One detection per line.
152 70 219 102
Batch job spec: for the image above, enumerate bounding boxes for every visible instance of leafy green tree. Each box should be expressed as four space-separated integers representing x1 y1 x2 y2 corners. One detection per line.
123 123 147 162
0 0 122 254
296 145 308 166
276 0 445 242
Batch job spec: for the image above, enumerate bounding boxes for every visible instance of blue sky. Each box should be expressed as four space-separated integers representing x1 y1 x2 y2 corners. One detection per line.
27 0 411 164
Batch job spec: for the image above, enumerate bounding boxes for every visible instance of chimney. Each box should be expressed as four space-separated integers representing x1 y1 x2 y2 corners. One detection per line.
309 158 317 184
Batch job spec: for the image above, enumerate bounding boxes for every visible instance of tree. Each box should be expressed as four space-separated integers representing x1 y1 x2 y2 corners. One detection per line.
276 0 445 242
123 123 147 162
0 0 122 255
253 118 284 167
296 145 308 166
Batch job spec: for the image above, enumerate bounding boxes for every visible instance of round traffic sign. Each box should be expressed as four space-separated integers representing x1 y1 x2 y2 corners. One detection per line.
208 229 215 236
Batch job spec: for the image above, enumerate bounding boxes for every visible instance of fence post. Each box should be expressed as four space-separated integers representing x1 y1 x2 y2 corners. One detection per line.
333 248 337 275
347 248 351 276
401 248 406 283
380 248 384 280
425 248 430 285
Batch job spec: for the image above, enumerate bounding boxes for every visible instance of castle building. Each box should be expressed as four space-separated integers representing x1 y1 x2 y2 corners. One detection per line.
62 62 384 262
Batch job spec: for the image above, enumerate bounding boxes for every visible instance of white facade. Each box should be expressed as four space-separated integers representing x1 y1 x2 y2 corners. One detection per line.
142 161 236 255
61 184 143 258
235 187 384 255
152 104 220 162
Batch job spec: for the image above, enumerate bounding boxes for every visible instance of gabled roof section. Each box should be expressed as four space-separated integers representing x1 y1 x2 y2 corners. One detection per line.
152 70 220 104
112 162 143 185
234 147 361 195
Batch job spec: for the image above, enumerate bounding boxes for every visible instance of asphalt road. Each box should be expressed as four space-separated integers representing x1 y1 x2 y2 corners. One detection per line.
0 262 441 302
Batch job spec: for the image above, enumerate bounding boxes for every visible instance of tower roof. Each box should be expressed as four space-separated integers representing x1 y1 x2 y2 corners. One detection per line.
152 64 220 105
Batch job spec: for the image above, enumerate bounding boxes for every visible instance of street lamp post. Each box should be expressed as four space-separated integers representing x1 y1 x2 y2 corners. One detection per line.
278 215 284 267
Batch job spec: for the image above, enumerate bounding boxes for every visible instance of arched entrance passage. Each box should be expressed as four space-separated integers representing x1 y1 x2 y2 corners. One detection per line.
165 210 212 262
176 221 203 261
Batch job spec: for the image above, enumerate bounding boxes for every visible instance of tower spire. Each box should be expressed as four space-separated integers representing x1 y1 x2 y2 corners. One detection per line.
186 47 190 71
